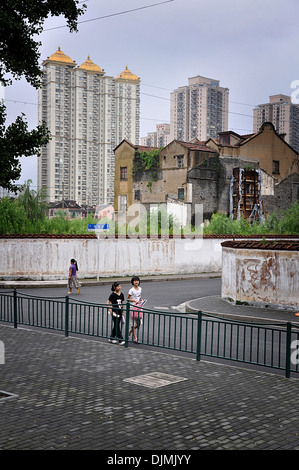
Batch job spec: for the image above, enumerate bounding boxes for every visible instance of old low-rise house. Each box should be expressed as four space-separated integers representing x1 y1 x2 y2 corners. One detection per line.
114 125 299 224
114 138 217 210
47 200 84 218
113 140 159 212
206 122 299 183
95 203 114 220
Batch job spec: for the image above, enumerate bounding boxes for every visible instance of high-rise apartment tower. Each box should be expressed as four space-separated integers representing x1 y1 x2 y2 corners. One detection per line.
38 47 140 205
170 75 229 142
253 94 299 153
141 123 171 147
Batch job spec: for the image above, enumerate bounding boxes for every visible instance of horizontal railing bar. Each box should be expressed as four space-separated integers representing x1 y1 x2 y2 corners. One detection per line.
12 290 67 300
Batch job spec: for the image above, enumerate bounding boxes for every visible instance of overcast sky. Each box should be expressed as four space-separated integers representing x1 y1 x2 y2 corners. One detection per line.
4 0 299 188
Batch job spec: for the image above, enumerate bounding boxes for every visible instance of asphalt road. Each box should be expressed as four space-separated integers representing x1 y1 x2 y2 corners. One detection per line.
3 278 298 377
10 278 222 313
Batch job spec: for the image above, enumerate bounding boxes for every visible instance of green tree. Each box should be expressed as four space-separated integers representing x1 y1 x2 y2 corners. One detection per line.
0 0 86 87
17 180 48 224
0 0 86 191
0 105 50 192
0 180 49 233
279 201 299 234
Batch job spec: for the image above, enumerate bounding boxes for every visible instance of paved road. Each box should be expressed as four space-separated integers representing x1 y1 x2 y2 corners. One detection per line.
7 277 222 312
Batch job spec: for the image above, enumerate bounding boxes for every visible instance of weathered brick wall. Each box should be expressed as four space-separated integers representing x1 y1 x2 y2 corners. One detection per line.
188 156 260 220
263 173 299 215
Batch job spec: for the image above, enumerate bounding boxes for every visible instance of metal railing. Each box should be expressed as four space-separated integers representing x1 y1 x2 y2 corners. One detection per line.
0 289 298 378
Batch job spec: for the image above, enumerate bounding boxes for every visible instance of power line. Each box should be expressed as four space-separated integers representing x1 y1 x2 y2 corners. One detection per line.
44 1 175 31
140 92 254 118
5 90 256 119
142 83 257 107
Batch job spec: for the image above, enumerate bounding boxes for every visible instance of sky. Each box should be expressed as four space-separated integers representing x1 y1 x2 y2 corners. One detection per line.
4 0 299 189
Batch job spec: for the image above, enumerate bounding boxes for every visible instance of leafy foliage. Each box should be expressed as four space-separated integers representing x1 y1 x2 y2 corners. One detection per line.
1 182 298 235
0 104 50 192
0 180 48 233
0 0 86 87
203 202 299 235
133 149 161 190
0 0 86 191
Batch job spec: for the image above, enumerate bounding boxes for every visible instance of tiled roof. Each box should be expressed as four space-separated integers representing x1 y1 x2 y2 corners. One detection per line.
221 240 299 251
51 200 81 209
114 139 159 152
177 140 216 152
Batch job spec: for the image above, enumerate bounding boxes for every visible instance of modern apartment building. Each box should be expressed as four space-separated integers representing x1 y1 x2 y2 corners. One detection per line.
170 75 229 142
253 94 299 153
141 123 171 147
38 47 140 205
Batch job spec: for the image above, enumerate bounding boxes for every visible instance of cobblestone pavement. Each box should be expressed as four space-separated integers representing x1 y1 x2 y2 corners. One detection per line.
0 322 298 453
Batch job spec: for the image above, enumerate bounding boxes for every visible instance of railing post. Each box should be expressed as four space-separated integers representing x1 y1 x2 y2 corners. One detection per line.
285 322 292 379
196 311 203 361
65 295 69 338
124 301 131 348
13 288 18 329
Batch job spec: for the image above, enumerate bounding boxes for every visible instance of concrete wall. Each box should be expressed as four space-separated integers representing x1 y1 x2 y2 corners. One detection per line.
0 236 224 280
222 245 299 310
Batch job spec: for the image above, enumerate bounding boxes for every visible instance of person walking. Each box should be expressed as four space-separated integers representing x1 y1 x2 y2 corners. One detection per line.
127 276 144 343
107 282 125 345
68 259 80 294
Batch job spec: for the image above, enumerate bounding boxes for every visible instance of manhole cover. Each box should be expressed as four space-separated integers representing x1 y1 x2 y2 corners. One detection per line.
123 372 188 389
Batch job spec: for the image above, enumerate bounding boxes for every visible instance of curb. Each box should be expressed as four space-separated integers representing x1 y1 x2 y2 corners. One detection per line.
0 272 222 289
186 298 299 325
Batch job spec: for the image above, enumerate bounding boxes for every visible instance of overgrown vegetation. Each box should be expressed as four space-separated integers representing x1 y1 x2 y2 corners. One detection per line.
203 201 299 235
0 181 98 234
0 181 298 235
132 149 161 190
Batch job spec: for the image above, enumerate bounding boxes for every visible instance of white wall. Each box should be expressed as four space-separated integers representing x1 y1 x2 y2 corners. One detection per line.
0 236 224 280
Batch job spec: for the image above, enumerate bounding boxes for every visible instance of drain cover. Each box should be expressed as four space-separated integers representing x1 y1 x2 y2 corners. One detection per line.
124 372 187 389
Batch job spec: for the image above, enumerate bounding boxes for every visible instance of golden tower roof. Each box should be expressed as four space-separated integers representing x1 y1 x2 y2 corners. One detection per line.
116 66 140 81
78 56 104 74
47 46 74 64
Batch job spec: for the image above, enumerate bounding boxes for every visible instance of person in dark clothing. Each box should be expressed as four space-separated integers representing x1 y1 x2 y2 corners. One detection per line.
107 282 125 345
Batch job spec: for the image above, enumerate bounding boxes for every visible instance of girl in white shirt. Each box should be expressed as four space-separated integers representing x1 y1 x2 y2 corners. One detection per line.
127 276 142 342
